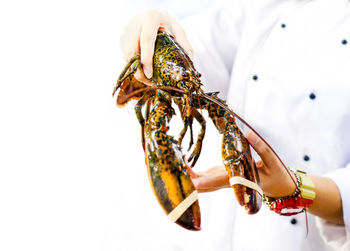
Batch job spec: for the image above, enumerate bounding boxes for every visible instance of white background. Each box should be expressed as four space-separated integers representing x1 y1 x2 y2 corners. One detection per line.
0 1 234 251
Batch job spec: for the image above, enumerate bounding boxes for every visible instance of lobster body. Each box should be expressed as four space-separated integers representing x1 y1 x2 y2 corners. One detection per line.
143 90 201 230
152 33 202 93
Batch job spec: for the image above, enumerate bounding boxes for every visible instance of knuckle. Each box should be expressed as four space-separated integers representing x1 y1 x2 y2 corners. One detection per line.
141 32 154 44
259 144 271 156
134 69 151 85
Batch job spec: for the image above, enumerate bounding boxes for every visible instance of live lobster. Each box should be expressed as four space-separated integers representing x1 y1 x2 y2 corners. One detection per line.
113 32 263 230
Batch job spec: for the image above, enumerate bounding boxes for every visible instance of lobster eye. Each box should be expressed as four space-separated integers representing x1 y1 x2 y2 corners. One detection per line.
182 73 187 77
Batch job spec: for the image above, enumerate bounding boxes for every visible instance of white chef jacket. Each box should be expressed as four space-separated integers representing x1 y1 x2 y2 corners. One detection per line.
179 0 350 250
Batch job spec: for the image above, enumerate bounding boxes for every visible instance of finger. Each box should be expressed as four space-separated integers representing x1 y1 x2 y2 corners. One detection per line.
193 169 230 193
134 68 153 85
255 160 270 176
186 167 197 179
256 160 264 168
120 16 142 61
183 157 197 178
192 176 216 193
246 130 281 170
140 11 160 79
195 175 229 193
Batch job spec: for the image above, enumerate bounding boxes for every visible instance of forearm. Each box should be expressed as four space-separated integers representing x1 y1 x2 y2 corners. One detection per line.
309 176 344 225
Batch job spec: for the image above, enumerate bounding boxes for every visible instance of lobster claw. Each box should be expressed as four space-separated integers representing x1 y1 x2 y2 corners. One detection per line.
115 75 148 107
145 131 201 231
150 167 201 230
222 122 262 214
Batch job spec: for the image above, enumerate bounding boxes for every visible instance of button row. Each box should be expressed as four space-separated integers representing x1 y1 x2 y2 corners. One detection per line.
279 23 347 45
251 75 317 101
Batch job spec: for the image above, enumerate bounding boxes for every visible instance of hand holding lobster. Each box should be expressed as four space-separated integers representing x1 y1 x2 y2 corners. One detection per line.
115 10 345 230
119 10 193 84
114 11 268 228
190 131 297 199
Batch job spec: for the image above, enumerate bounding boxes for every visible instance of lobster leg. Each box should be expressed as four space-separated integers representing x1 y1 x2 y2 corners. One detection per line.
112 54 141 96
134 89 156 150
145 97 151 122
115 75 148 107
178 116 194 150
173 97 194 150
173 96 206 167
187 108 206 168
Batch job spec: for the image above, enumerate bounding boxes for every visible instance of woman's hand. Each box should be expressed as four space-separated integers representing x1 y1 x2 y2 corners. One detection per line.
189 130 297 198
245 130 297 198
119 10 193 84
189 131 344 224
186 165 230 193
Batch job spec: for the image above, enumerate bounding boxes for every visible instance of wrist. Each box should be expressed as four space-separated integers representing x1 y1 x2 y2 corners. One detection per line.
264 168 298 198
263 167 316 216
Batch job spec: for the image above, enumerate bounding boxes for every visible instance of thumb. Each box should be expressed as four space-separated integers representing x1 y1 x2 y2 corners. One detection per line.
246 130 281 169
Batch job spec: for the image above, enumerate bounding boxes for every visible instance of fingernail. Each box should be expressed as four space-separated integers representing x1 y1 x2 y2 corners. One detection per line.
143 65 152 79
247 130 260 146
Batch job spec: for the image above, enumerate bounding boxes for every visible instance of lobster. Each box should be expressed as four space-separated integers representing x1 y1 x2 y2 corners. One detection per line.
113 31 265 230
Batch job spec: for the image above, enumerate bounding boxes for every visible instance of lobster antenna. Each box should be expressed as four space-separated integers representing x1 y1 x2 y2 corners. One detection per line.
304 210 309 238
120 86 189 103
116 86 155 104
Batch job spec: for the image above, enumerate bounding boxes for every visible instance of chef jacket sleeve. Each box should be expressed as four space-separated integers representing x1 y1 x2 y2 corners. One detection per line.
316 165 350 251
180 0 245 98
